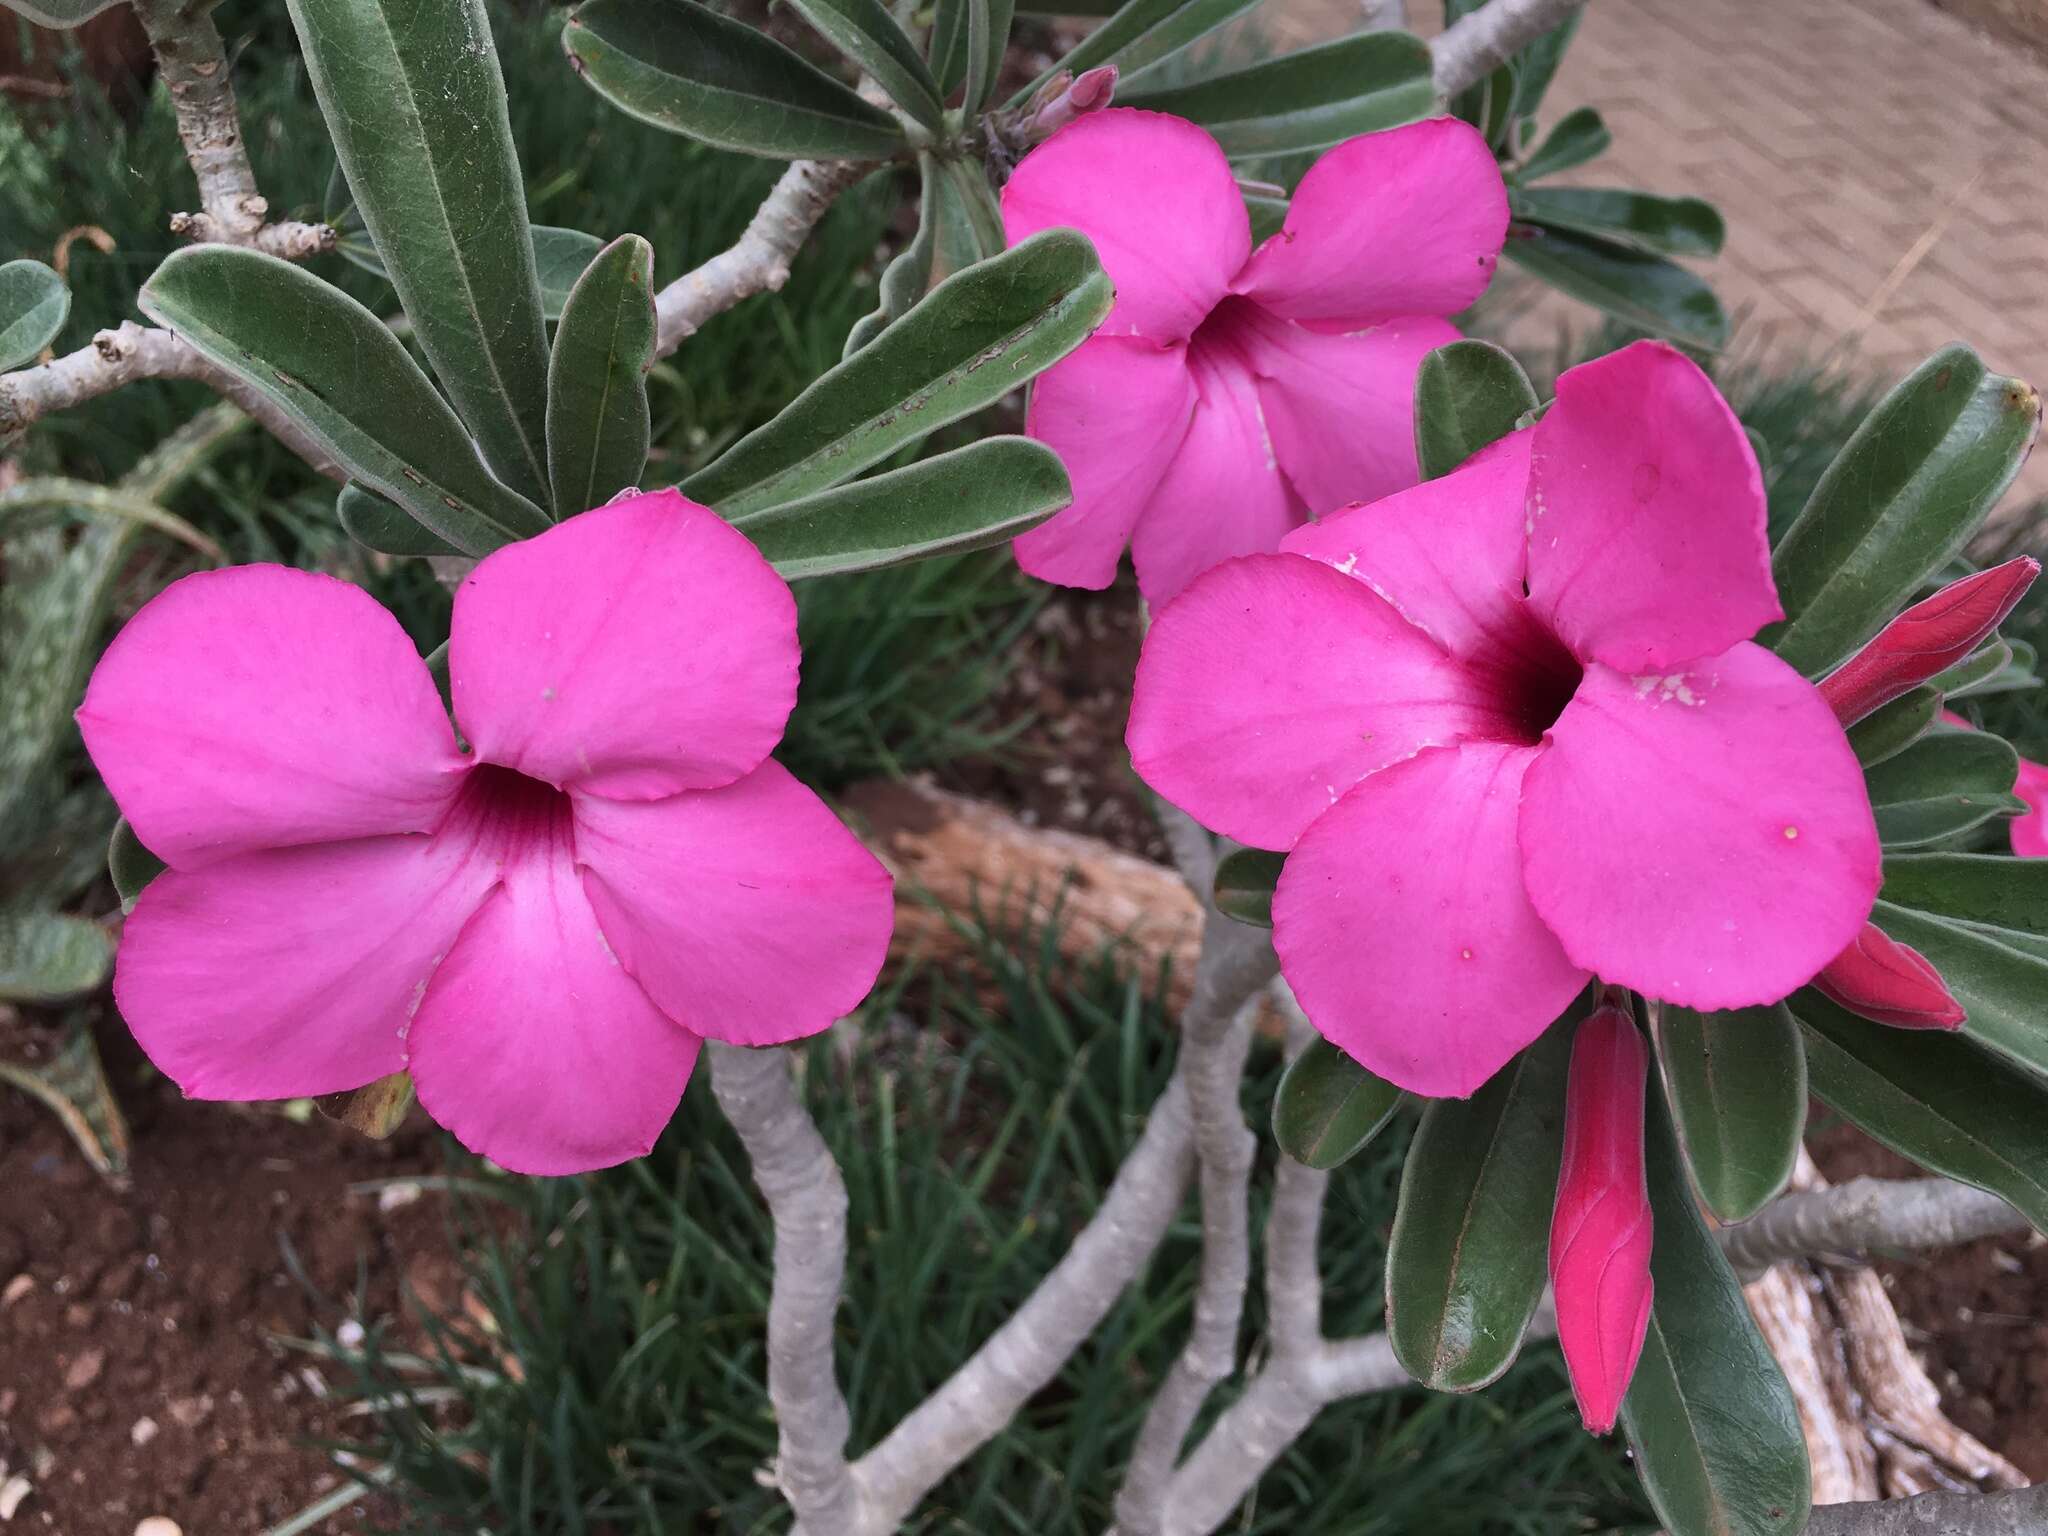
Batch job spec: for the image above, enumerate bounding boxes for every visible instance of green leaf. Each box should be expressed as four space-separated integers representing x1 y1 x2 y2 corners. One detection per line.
929 0 972 96
1516 105 1610 181
1765 348 2041 675
781 0 944 130
1453 64 1517 154
1245 192 1290 243
0 909 113 1003
963 0 1014 114
534 227 610 321
1385 1016 1574 1391
108 819 167 917
1273 1038 1402 1170
1502 226 1729 348
1878 850 2048 937
1509 186 1724 258
1019 0 1261 100
1211 846 1283 928
564 0 906 159
1508 6 1579 121
1846 683 1940 767
686 230 1112 515
1870 898 2048 1079
1865 729 2024 849
140 247 552 555
1931 638 2014 699
730 436 1068 579
845 156 995 356
337 484 461 556
1655 1003 1805 1222
1620 1086 1809 1536
1414 339 1538 480
288 0 553 505
547 234 656 518
1795 989 2048 1232
0 260 69 371
0 0 119 26
1117 31 1435 156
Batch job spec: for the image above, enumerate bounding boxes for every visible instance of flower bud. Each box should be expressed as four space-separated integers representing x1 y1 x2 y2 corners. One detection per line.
1819 557 2039 726
1813 922 1965 1029
1549 999 1654 1436
1031 65 1118 139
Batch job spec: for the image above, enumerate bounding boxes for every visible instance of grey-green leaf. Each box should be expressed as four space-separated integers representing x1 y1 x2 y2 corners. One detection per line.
339 222 602 323
730 436 1068 579
1865 729 2024 849
1765 348 2041 675
845 155 994 356
1656 1003 1805 1222
1846 683 1941 767
337 484 462 556
963 0 1014 114
1503 225 1729 348
1619 1086 1810 1536
782 0 944 130
108 819 167 916
1509 186 1724 258
0 0 119 25
1018 0 1261 101
0 909 113 1003
547 234 656 517
288 0 553 505
0 260 69 371
687 230 1112 516
1796 990 2048 1233
1385 1017 1574 1392
1117 31 1435 156
1931 638 2014 699
1414 339 1538 481
1871 898 2048 1079
1516 105 1610 182
1273 1038 1401 1171
139 246 551 555
564 0 905 159
1212 846 1283 929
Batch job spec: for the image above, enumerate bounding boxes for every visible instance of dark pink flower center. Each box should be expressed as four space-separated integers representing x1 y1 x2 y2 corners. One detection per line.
1468 603 1585 747
440 762 575 866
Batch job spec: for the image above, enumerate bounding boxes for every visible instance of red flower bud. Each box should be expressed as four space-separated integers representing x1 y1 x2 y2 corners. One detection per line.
1031 65 1119 138
1549 1000 1654 1436
1813 922 1965 1029
1819 557 2039 726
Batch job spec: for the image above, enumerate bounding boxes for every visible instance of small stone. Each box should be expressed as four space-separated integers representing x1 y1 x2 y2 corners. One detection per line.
0 1474 30 1520
165 1395 211 1430
336 1318 365 1350
62 1348 104 1393
134 1520 182 1536
129 1417 159 1449
0 1275 32 1309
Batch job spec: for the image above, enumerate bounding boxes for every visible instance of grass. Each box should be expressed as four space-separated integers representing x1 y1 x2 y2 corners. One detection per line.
304 915 1655 1535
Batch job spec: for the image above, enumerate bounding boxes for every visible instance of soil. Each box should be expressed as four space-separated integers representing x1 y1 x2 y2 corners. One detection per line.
0 1021 454 1536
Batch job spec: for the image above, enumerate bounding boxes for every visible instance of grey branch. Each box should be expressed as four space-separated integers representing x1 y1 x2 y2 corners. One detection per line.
130 0 335 258
1115 917 1268 1533
1719 1177 2029 1280
1804 1485 2048 1534
655 159 871 356
706 1042 860 1533
1431 0 1590 99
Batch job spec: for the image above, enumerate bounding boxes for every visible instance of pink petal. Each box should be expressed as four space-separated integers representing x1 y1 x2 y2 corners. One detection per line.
2016 756 2048 858
1281 430 1532 665
76 566 464 869
1128 554 1519 850
1548 1001 1654 1436
1527 340 1780 674
113 831 498 1100
1819 557 2039 726
1001 108 1250 344
575 760 894 1047
1128 341 1304 603
1520 643 1881 1009
1231 119 1508 332
449 490 797 799
1813 923 1966 1030
407 791 700 1175
1015 336 1196 589
1272 742 1590 1097
1231 306 1458 515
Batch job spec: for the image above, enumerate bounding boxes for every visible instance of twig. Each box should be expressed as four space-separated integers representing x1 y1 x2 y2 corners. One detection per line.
654 159 872 356
705 1043 859 1533
1264 998 1329 1363
1720 1177 2028 1281
1114 915 1265 1534
1431 0 1591 99
130 0 335 258
1153 797 1218 900
1803 1484 2048 1534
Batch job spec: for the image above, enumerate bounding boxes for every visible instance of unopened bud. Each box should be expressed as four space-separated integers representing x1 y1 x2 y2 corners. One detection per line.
1820 557 2039 726
1031 65 1118 139
1813 922 1965 1029
1549 998 1654 1437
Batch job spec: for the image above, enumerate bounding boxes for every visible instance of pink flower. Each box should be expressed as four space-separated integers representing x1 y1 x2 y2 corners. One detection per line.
1549 999 1653 1436
76 491 894 1175
2017 755 2048 857
1128 340 1881 1097
1818 557 2038 725
1000 110 1508 602
1813 923 1966 1029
